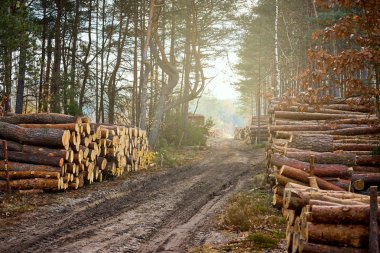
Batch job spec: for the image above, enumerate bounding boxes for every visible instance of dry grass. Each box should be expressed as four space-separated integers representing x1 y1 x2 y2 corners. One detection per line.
216 190 286 251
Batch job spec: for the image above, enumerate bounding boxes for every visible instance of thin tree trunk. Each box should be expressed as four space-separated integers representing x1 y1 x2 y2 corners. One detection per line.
139 0 156 130
181 0 192 144
132 0 138 126
38 4 47 112
70 0 80 112
274 0 281 97
16 30 27 114
50 0 62 113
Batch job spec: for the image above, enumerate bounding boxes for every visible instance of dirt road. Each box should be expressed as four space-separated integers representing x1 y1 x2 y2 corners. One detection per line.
0 138 264 253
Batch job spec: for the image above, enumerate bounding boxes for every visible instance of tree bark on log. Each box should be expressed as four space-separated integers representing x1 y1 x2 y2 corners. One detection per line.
0 139 70 160
356 155 380 166
352 173 380 187
0 121 70 149
18 123 80 134
285 151 356 166
280 165 344 191
310 205 379 224
299 241 367 253
275 111 367 120
271 153 352 178
353 166 380 173
305 222 370 248
289 134 333 152
275 173 307 186
0 161 62 173
0 171 60 180
0 178 59 190
270 124 362 133
0 113 81 124
0 150 64 167
334 143 379 151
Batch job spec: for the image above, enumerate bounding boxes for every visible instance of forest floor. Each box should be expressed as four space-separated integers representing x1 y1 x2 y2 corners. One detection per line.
0 138 285 253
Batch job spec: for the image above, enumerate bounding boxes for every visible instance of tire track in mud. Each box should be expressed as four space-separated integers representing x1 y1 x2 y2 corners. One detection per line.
0 139 264 253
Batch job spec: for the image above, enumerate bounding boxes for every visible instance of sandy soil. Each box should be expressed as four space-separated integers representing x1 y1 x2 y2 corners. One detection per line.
0 138 265 253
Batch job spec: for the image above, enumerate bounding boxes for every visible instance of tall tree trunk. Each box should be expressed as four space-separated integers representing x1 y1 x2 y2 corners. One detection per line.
50 0 62 113
42 31 53 112
3 47 12 113
78 0 93 114
38 4 47 112
139 0 156 130
15 37 27 114
181 0 192 144
98 0 106 123
274 0 281 97
108 2 131 124
132 0 138 126
70 0 80 112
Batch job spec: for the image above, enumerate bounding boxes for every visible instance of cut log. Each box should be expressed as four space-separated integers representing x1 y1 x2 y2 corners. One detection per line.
0 161 62 173
271 153 352 178
0 150 64 167
308 199 343 207
270 105 368 115
353 166 380 173
274 111 366 120
352 173 380 187
305 222 370 248
334 143 380 151
356 155 380 166
299 241 367 253
289 134 333 152
270 124 362 133
0 140 71 160
285 151 356 166
310 205 379 224
96 157 107 170
0 171 60 180
0 178 60 190
324 178 351 191
323 103 372 113
0 121 70 149
0 113 81 124
272 194 283 208
280 165 344 191
275 173 307 186
18 123 80 134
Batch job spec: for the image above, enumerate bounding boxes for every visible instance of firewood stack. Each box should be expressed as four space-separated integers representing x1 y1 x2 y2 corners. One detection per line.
0 113 152 193
267 97 380 252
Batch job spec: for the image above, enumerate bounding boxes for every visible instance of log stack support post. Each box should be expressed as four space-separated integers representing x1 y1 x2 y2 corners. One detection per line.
2 140 10 193
370 186 379 253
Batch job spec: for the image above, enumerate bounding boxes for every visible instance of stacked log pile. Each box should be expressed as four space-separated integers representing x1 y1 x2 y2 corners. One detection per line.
282 183 378 253
267 98 380 193
248 115 269 144
267 98 380 252
0 113 152 193
234 115 269 144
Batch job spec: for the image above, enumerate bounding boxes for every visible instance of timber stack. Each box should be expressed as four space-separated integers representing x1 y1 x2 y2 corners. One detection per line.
281 183 378 253
267 97 380 252
234 115 269 144
0 113 152 193
267 97 380 194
